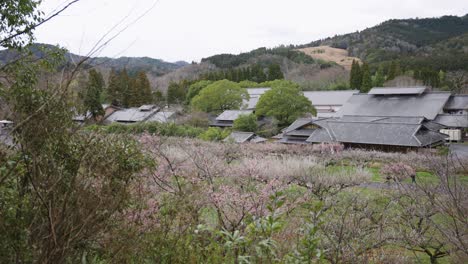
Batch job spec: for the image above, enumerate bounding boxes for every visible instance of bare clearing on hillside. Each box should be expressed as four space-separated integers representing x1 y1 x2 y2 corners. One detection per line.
298 46 361 70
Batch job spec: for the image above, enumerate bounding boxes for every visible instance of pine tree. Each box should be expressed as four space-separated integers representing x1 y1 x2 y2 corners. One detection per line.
360 62 372 93
82 69 105 120
267 64 284 81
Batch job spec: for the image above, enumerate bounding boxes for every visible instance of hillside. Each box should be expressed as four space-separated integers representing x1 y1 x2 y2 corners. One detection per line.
302 14 468 69
297 46 361 70
0 43 188 77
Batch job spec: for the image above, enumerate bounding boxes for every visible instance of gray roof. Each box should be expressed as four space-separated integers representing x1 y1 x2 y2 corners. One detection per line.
216 110 253 121
145 111 175 123
337 92 451 120
224 132 256 143
106 107 159 123
306 116 446 147
243 88 271 109
368 87 427 95
250 136 267 143
444 95 468 110
139 105 157 111
247 88 270 96
303 90 359 106
284 118 314 133
434 114 468 128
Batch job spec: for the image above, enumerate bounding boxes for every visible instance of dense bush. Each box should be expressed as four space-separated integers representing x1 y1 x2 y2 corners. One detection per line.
233 114 258 132
86 122 205 137
198 127 231 141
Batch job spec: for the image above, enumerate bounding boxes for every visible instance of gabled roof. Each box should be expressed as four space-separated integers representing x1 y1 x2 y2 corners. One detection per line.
303 90 359 106
368 87 427 95
283 118 314 133
434 114 468 128
444 95 468 110
306 116 446 147
337 92 451 120
145 111 175 123
106 107 159 123
216 110 253 121
243 88 271 110
224 132 255 143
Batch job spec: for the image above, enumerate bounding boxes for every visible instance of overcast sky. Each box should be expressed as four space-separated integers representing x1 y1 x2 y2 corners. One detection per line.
35 0 468 62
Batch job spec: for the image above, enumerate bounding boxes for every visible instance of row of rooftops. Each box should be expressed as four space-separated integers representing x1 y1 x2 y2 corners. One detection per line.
279 87 468 148
73 104 176 124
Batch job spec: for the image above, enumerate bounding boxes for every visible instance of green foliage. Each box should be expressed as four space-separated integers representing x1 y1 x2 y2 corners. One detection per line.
256 84 315 126
86 122 205 138
185 80 213 105
202 46 315 68
191 80 248 113
360 62 372 93
200 63 283 84
233 114 258 132
81 69 105 119
267 64 284 81
106 69 154 107
131 71 153 106
0 0 43 49
372 66 386 87
198 127 230 141
349 60 362 89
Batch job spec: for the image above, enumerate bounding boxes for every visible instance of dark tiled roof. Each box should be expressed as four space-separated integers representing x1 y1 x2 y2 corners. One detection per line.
303 90 358 106
337 92 451 120
368 87 427 95
434 114 468 128
444 95 468 110
216 110 253 121
306 116 446 147
224 132 255 143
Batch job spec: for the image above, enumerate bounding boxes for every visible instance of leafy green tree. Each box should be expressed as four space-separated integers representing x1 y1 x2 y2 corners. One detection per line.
360 63 372 93
267 64 284 81
260 79 300 89
0 0 43 48
233 114 258 132
349 60 362 89
82 69 105 120
256 85 315 126
198 127 231 141
191 80 249 113
239 80 260 88
185 80 213 105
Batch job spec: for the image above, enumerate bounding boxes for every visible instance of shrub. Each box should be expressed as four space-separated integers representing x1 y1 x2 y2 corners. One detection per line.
381 162 416 182
233 114 258 132
198 127 230 141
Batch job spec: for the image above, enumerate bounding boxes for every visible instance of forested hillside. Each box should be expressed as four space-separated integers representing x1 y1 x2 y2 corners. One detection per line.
303 15 468 70
0 43 188 77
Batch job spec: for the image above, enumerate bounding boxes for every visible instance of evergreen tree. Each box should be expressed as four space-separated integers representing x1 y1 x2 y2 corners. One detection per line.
119 68 131 107
251 64 267 83
107 68 121 105
82 69 105 120
373 66 386 87
267 64 284 81
132 71 152 106
349 60 362 89
360 62 372 93
387 60 401 81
